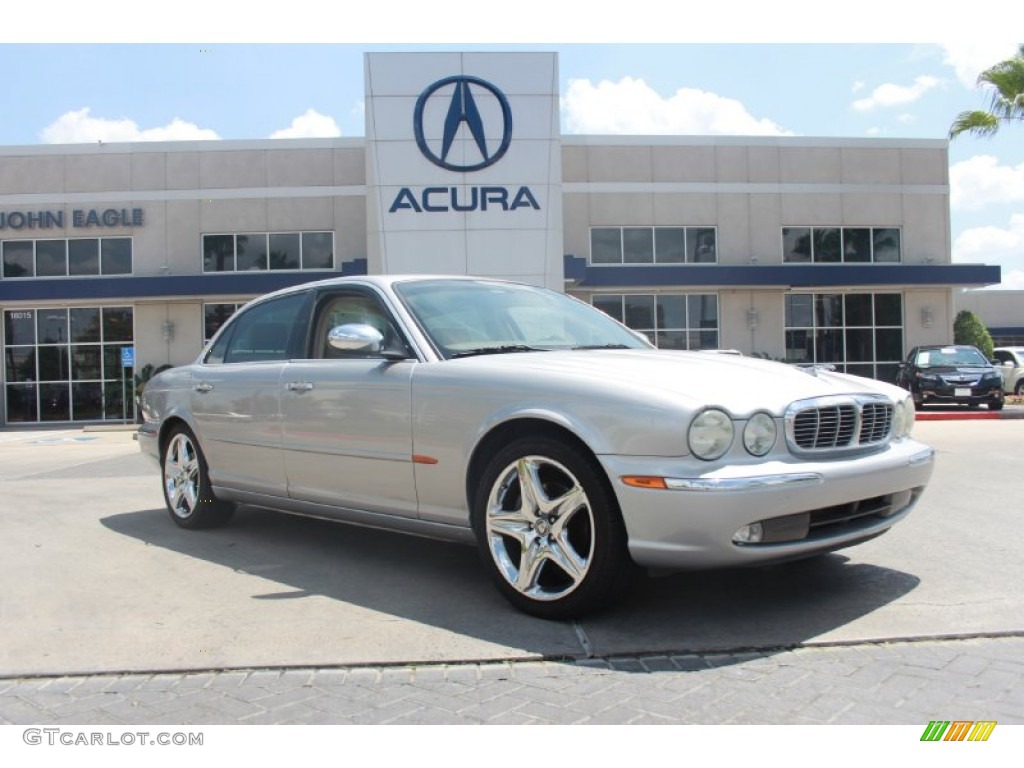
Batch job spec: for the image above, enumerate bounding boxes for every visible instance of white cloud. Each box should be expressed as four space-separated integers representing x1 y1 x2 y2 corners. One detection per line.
851 76 941 111
851 81 865 93
41 108 219 143
940 43 1020 88
950 155 1024 211
269 109 341 139
561 77 791 136
953 213 1024 289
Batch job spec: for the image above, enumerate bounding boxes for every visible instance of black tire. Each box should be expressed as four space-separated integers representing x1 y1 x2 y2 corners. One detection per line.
1015 381 1023 396
161 424 235 529
989 396 1004 411
472 436 634 619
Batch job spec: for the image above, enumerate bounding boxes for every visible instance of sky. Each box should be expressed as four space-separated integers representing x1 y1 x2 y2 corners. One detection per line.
2 3 1023 288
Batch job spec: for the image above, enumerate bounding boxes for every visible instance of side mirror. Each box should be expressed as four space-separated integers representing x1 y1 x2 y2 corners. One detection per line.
327 324 384 354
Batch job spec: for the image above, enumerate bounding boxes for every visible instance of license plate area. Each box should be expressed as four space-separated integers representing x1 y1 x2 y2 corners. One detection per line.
955 387 972 397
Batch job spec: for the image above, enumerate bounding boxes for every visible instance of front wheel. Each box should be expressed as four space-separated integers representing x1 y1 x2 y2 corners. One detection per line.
161 425 235 529
472 437 634 619
989 396 1004 411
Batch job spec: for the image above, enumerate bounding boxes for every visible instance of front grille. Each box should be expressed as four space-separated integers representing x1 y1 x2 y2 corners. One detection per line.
786 395 894 455
792 404 857 449
859 402 892 443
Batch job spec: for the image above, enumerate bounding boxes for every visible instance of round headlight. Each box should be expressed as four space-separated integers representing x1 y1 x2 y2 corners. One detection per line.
903 397 915 436
688 409 734 461
892 398 906 438
742 412 777 456
892 396 915 439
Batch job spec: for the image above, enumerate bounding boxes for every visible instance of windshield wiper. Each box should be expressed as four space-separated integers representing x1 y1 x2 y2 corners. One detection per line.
570 343 633 350
450 345 550 359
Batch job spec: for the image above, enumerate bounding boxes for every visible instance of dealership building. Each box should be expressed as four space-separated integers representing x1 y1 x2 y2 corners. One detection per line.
0 51 1002 425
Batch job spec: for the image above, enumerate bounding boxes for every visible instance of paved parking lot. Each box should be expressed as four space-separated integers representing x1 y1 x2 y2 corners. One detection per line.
0 420 1022 725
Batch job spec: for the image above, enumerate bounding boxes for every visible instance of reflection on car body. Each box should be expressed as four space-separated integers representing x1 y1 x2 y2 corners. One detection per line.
139 275 935 618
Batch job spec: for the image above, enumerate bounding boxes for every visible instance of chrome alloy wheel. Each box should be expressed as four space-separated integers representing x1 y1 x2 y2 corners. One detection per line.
484 455 595 602
164 432 200 519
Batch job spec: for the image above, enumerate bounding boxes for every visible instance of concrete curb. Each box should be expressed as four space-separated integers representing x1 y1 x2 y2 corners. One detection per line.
916 404 1024 421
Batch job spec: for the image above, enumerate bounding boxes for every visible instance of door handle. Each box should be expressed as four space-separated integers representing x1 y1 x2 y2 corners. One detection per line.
285 381 314 392
193 382 214 393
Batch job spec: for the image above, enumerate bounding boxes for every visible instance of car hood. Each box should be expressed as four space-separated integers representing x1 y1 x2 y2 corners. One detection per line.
445 349 903 415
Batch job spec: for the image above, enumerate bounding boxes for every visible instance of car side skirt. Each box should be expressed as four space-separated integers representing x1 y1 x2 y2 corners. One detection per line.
211 486 477 545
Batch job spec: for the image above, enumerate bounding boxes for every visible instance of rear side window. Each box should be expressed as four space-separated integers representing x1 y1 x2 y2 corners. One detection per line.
210 292 308 364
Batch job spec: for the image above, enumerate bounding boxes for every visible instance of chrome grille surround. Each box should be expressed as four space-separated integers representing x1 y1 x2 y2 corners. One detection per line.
784 394 894 456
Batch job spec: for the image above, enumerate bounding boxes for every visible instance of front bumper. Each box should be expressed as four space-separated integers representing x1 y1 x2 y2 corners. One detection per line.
600 437 935 570
918 381 1002 405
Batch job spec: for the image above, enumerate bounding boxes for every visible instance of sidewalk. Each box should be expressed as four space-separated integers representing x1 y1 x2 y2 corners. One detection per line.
2 635 1021 725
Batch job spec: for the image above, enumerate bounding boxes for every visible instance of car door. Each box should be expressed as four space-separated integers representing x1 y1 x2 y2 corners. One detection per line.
189 290 311 498
993 349 1021 393
280 287 419 517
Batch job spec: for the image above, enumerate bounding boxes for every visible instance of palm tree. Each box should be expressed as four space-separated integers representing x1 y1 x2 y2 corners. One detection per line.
949 45 1024 139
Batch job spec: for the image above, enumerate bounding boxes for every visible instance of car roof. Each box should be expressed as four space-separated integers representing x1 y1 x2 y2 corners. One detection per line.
237 274 527 308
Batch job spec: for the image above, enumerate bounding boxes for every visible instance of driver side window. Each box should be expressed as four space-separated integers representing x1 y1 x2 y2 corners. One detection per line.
313 292 409 359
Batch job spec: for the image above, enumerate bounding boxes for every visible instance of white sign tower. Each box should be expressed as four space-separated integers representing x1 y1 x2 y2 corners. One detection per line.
364 52 564 290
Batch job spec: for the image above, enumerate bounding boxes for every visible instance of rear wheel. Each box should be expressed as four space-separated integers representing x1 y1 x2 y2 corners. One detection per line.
472 437 634 619
161 425 235 529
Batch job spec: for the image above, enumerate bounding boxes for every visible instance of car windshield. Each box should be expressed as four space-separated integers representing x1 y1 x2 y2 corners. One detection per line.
394 279 652 360
915 347 988 367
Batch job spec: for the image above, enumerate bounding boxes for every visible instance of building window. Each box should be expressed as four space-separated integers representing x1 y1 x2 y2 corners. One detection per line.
784 292 904 382
4 306 135 423
204 302 246 343
202 231 335 273
592 293 719 349
590 227 717 265
782 227 901 263
1 237 132 278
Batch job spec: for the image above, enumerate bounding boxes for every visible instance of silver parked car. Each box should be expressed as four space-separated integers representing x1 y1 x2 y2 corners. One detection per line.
139 275 935 618
993 347 1024 395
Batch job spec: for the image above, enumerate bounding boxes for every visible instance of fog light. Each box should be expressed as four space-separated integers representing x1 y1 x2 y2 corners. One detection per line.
732 522 764 545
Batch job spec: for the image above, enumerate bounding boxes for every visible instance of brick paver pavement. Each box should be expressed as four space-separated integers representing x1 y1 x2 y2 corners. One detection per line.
1 634 1021 725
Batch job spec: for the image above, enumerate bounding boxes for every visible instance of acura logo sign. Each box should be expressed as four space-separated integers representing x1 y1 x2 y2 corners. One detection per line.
413 76 513 172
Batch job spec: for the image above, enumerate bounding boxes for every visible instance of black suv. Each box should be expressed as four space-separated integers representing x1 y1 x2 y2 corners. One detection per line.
896 345 1004 410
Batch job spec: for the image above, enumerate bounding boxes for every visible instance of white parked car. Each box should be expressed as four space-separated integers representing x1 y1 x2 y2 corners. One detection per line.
138 275 935 618
993 347 1024 395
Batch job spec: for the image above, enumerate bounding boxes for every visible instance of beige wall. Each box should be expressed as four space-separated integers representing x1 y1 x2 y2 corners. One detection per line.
0 140 369 280
561 137 953 358
562 137 951 268
957 290 1024 330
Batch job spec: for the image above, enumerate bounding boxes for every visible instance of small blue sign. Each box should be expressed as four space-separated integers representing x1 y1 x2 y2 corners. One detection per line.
121 346 135 368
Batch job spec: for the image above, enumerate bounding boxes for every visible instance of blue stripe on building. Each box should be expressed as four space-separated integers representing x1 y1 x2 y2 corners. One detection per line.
563 256 1001 289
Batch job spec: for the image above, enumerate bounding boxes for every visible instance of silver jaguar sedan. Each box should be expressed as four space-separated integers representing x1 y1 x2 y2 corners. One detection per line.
138 275 935 618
